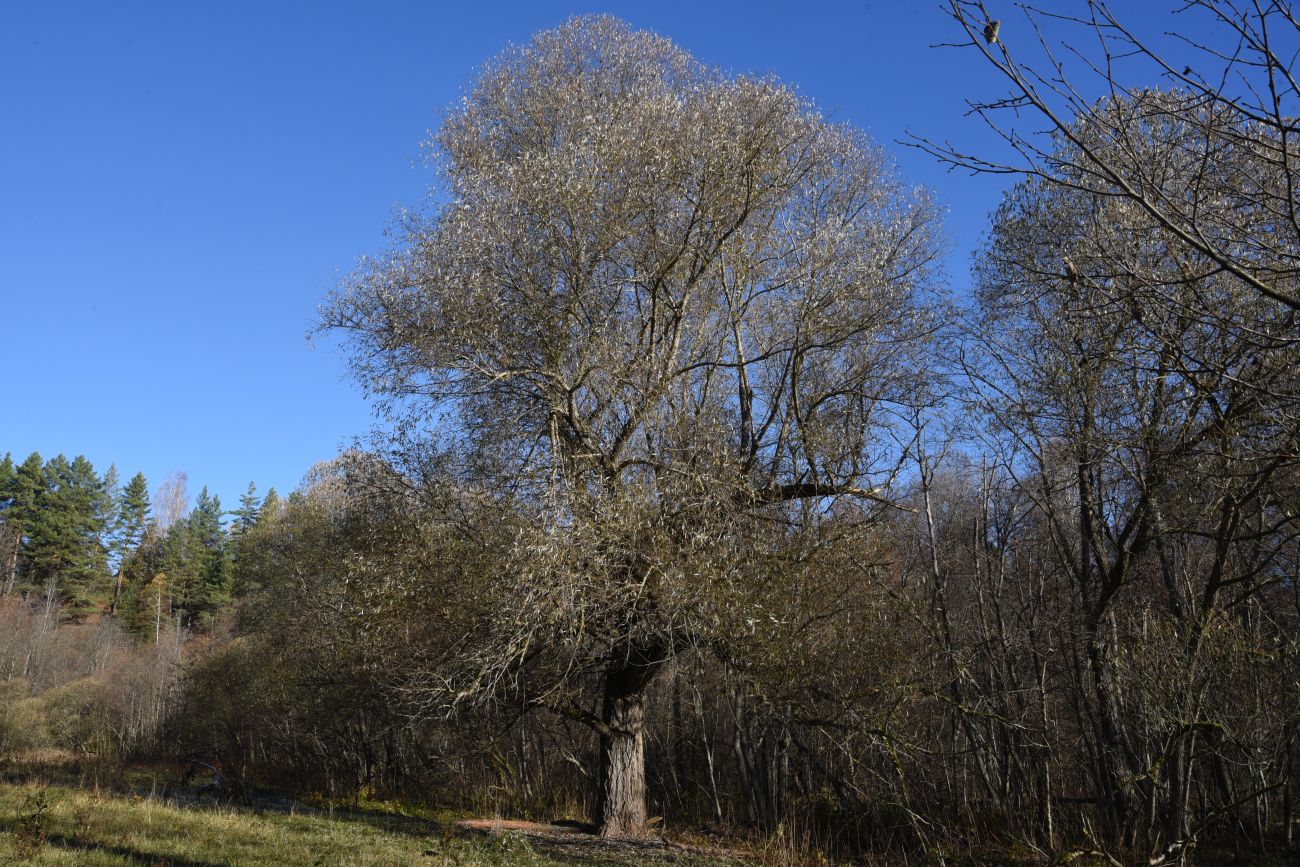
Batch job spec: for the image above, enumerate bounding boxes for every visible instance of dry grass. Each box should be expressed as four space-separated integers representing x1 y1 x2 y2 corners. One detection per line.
0 781 749 866
0 781 549 865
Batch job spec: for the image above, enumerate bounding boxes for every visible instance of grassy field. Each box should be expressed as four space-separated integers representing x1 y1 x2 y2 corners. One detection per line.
0 781 745 866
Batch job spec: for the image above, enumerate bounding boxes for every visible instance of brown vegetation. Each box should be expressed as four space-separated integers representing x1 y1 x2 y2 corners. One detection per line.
2 6 1299 865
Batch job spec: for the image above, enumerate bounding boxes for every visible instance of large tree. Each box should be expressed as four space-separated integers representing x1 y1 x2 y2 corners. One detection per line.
168 487 230 628
111 471 151 610
919 0 1300 312
19 454 111 609
325 16 942 836
963 97 1300 860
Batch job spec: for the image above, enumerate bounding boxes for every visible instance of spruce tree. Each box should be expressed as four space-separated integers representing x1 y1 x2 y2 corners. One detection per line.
258 487 281 523
228 482 260 598
231 482 261 535
111 472 151 610
0 453 14 505
169 487 231 627
101 464 121 514
95 462 119 571
117 473 151 551
117 525 166 637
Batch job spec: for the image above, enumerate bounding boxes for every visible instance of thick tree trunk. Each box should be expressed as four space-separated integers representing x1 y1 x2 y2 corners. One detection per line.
596 687 646 836
594 654 660 837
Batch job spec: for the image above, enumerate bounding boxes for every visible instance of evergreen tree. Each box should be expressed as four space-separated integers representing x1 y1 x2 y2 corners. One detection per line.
258 487 281 523
231 482 261 535
27 455 111 610
228 482 260 598
0 453 14 505
101 464 121 512
111 472 151 610
168 487 230 627
95 462 119 567
0 453 17 594
116 527 166 638
116 473 151 551
6 452 46 594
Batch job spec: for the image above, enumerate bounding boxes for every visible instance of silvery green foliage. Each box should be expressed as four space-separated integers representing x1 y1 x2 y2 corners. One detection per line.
324 16 943 704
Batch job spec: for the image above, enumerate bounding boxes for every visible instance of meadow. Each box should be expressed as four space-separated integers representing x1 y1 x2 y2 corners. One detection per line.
0 780 747 866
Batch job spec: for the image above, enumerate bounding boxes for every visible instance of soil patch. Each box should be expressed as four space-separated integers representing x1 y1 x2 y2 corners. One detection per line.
455 818 747 865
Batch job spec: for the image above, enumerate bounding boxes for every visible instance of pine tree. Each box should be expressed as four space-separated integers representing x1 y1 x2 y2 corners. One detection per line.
27 455 111 611
6 452 46 594
0 453 18 594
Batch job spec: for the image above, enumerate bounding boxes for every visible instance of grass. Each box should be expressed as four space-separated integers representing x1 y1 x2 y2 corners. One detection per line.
0 780 732 866
2 777 1289 867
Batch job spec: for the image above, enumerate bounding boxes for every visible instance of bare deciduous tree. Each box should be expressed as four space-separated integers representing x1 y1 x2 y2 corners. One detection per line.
324 15 942 837
151 471 189 535
962 108 1300 861
917 0 1300 312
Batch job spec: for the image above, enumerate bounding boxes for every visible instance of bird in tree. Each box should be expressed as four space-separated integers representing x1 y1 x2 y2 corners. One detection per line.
1063 254 1080 284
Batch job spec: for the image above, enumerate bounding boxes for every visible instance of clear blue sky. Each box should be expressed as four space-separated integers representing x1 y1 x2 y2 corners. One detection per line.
1 1 1187 511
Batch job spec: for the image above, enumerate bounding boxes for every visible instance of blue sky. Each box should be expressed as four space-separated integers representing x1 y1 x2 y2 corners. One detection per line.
1 1 1190 511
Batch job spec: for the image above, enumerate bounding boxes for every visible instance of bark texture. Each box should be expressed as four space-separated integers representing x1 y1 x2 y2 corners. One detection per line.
595 657 657 837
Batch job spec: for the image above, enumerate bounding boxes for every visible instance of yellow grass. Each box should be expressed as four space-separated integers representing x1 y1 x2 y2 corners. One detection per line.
0 781 558 866
0 781 748 866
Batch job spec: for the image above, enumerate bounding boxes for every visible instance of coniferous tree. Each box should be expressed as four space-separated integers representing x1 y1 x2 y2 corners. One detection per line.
27 455 111 610
101 464 121 514
231 485 281 600
111 472 151 610
168 487 230 627
0 453 14 502
231 482 260 536
117 473 152 553
228 482 260 598
258 488 281 523
117 527 166 637
96 461 119 569
7 452 46 594
0 453 18 594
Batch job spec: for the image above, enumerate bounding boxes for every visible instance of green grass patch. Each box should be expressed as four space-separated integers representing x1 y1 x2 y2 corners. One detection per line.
0 781 754 866
0 781 574 866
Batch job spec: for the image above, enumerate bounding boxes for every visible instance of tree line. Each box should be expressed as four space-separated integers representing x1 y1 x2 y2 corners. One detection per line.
0 453 274 630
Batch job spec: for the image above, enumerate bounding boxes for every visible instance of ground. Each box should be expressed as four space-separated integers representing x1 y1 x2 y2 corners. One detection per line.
0 781 749 866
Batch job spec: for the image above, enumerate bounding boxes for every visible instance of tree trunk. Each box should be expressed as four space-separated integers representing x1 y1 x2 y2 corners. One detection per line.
595 658 656 837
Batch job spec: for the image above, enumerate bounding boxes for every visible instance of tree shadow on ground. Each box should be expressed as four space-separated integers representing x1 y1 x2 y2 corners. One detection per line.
0 822 231 867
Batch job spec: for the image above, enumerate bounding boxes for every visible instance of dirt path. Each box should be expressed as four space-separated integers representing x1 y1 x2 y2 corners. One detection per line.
456 818 749 865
